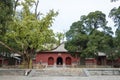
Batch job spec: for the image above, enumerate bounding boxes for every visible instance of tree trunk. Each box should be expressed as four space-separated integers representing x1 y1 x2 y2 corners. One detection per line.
21 56 28 68
28 59 33 69
111 58 114 68
24 53 33 69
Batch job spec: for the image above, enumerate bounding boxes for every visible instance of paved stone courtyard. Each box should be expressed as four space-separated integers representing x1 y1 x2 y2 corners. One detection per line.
1 76 120 80
0 68 120 80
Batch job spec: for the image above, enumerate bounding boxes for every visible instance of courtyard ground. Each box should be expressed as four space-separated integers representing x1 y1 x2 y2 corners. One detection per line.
0 68 120 80
0 76 120 80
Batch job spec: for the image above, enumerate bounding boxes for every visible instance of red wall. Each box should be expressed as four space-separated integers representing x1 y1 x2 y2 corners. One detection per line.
85 58 97 65
36 52 79 65
0 58 8 65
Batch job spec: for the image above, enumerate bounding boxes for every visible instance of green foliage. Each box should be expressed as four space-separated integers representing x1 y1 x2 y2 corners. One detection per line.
0 0 13 56
109 6 120 61
82 11 111 35
55 32 64 45
0 0 13 35
105 47 120 60
65 11 113 58
5 0 58 52
65 20 88 55
109 6 120 35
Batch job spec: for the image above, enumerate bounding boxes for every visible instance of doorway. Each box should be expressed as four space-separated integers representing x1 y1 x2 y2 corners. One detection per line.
56 57 63 65
97 56 106 65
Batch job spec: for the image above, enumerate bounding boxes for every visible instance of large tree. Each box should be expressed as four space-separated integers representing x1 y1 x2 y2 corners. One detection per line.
65 11 113 61
0 0 58 68
109 6 120 66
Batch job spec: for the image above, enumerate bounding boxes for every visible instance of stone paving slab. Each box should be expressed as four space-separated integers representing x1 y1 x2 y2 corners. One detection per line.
0 76 27 80
0 76 120 80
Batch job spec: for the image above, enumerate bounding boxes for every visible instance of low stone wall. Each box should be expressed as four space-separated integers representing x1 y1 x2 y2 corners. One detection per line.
0 69 27 76
84 68 120 76
33 64 46 69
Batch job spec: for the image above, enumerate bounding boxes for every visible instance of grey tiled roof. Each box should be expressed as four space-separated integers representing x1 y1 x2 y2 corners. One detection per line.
51 43 68 52
98 52 106 56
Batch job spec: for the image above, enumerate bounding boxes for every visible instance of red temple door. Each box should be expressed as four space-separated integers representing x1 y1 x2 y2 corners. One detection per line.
65 57 71 65
48 57 54 65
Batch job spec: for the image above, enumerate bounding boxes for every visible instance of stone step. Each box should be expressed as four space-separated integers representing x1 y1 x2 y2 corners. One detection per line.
29 68 86 77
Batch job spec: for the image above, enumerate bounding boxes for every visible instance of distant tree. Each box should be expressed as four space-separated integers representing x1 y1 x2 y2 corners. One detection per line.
109 6 120 49
109 6 120 67
65 11 113 60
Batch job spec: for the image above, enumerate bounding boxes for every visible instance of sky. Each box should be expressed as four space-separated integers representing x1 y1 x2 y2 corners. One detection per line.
38 0 120 33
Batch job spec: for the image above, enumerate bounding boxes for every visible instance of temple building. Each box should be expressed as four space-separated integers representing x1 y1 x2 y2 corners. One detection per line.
36 43 80 67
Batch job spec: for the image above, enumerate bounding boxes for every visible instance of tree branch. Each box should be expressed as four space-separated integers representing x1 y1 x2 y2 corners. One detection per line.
0 41 22 55
35 0 39 19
